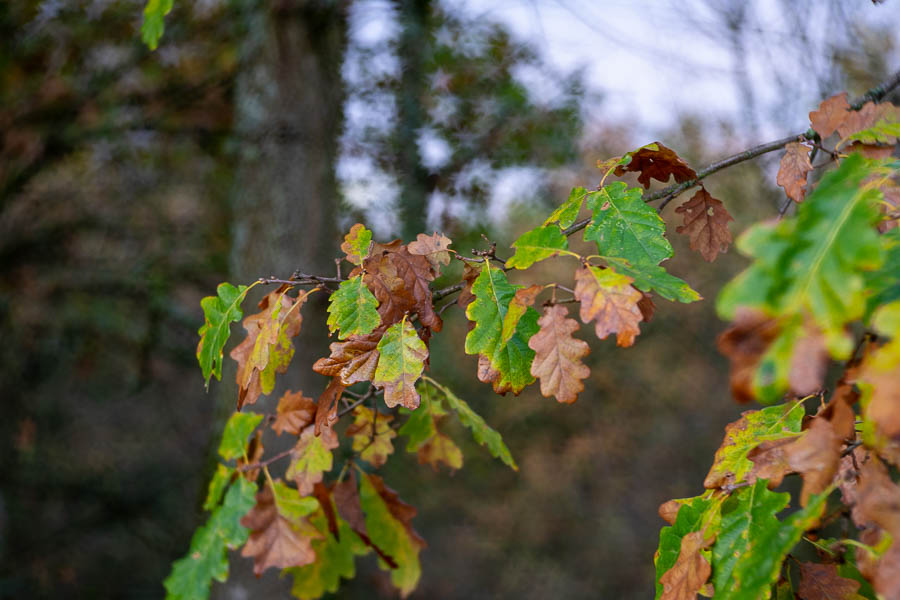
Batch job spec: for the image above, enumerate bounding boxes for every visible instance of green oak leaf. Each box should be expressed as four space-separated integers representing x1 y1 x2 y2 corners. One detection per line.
506 225 570 270
141 0 173 50
326 276 380 340
718 153 885 360
203 464 233 511
288 510 368 600
398 384 444 451
341 223 373 265
426 378 518 471
286 428 335 495
164 478 256 600
218 412 263 461
584 182 673 266
358 473 422 597
543 186 588 229
711 481 828 600
464 262 539 393
703 401 804 489
374 318 428 409
605 258 701 303
271 479 319 521
654 495 720 600
197 282 249 386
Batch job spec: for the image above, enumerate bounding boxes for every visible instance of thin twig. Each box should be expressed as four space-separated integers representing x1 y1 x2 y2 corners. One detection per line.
238 446 294 472
336 385 376 418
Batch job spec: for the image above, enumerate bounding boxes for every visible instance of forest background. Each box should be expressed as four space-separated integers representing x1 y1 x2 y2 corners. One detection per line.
2 0 899 597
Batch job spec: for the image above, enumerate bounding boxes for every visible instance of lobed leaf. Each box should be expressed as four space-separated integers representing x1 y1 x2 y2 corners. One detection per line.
373 318 428 409
197 282 249 386
574 265 643 347
776 142 813 203
288 510 368 600
654 495 719 600
613 142 697 188
341 223 373 265
346 406 396 467
584 182 673 267
218 411 264 461
506 225 570 270
605 257 701 303
543 186 588 229
287 426 338 496
528 304 590 404
326 276 381 340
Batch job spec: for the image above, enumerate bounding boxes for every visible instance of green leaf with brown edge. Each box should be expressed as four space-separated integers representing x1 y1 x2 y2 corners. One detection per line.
218 412 263 461
358 472 424 598
465 262 539 393
288 509 369 600
846 120 900 146
197 282 250 386
584 182 673 266
373 317 428 409
703 401 804 490
163 477 257 600
287 426 338 496
340 223 373 265
425 377 518 471
711 481 828 600
654 495 719 600
507 225 570 270
326 276 381 340
544 186 588 229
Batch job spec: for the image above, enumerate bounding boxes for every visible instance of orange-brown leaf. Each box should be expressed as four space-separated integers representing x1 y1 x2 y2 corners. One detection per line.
417 433 463 472
836 101 896 140
777 142 813 203
796 562 863 600
333 472 398 568
856 456 900 537
312 329 382 386
240 482 319 576
574 265 643 347
314 377 344 436
785 415 843 506
407 232 452 273
457 262 480 311
789 323 829 397
809 92 851 138
659 531 713 600
717 310 780 404
747 437 796 489
361 246 441 331
638 292 656 323
345 406 396 468
675 188 733 262
476 354 513 395
528 304 590 404
614 142 697 189
272 390 316 436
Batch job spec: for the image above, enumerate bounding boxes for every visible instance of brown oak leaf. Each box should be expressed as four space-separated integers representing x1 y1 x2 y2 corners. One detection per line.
785 414 844 506
874 543 900 600
789 323 829 397
312 329 383 386
675 187 733 261
658 499 684 526
614 142 697 188
272 390 316 436
240 481 320 576
856 456 900 537
574 265 643 347
528 304 590 404
361 246 441 331
230 286 307 409
312 483 339 540
837 101 897 140
637 292 656 323
860 362 900 449
717 310 780 404
457 262 480 311
477 354 513 395
777 142 813 203
314 377 344 436
417 433 464 471
796 562 863 600
659 531 713 600
407 232 452 273
747 437 796 489
809 92 851 138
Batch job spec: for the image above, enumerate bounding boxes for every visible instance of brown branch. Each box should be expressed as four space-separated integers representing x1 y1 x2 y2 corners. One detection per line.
337 385 376 418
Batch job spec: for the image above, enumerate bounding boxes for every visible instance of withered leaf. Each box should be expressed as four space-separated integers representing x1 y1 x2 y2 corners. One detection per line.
333 471 398 568
230 286 307 409
614 141 697 188
809 92 851 138
407 232 452 273
312 483 339 540
366 474 426 550
417 433 463 472
747 437 796 489
675 187 733 262
716 310 780 404
312 329 383 387
457 262 480 311
345 406 396 467
856 456 900 537
341 223 373 265
528 304 590 404
361 246 441 331
272 390 317 436
785 414 844 506
637 292 656 323
315 378 344 436
836 101 896 140
659 531 713 600
796 562 863 600
874 543 900 600
237 431 264 482
240 481 321 576
477 354 513 395
777 142 813 203
574 265 643 347
789 323 829 398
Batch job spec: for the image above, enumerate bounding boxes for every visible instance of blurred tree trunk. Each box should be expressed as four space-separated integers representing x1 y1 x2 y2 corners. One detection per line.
214 0 346 596
394 0 432 240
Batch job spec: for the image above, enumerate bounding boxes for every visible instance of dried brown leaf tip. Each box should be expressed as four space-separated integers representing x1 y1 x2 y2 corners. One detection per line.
717 310 780 404
272 389 316 436
796 562 863 600
675 187 733 262
407 232 452 273
614 142 697 188
659 531 713 600
777 142 813 203
574 265 643 347
528 304 590 404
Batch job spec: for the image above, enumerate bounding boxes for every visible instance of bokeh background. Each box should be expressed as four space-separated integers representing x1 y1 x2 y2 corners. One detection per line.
2 0 899 597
